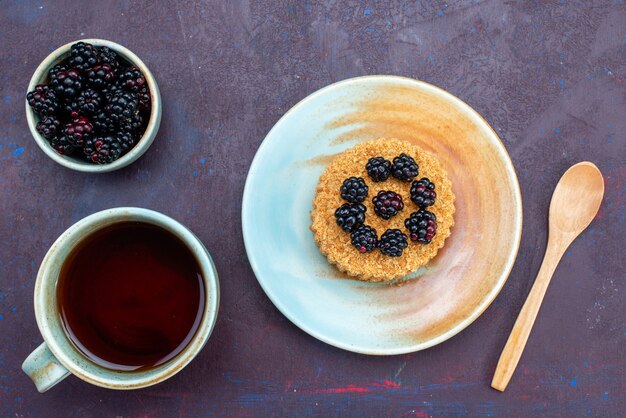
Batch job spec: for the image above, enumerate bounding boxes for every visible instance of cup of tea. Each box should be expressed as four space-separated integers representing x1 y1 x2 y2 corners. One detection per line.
22 207 219 392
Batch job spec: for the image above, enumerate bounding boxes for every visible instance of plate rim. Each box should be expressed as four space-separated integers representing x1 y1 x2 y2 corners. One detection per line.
241 75 523 355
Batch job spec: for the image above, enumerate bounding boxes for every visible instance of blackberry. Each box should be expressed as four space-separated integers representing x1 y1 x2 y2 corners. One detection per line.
116 131 136 153
68 42 99 71
69 89 102 116
405 210 437 244
85 64 116 90
379 229 408 257
105 90 138 126
410 178 436 208
372 190 404 220
118 66 146 92
120 112 145 135
340 177 368 203
137 85 151 111
98 46 120 68
84 135 122 164
366 156 391 182
63 117 93 147
102 81 122 100
48 64 68 83
391 153 419 182
50 135 75 155
350 225 378 253
27 85 59 116
334 203 366 232
36 115 61 139
92 110 116 133
50 68 83 99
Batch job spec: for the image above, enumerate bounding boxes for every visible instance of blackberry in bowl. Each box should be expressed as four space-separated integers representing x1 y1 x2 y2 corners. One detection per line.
25 39 161 172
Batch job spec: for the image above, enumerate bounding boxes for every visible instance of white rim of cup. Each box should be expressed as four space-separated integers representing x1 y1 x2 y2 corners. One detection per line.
25 39 162 173
33 208 219 389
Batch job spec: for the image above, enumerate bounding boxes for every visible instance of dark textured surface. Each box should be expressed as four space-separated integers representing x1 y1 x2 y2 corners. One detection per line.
1 1 625 416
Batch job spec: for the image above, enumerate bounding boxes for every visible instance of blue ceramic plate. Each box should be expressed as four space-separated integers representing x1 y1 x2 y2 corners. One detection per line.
242 76 522 354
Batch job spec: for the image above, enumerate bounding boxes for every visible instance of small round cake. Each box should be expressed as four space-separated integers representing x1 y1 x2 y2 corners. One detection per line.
311 138 455 282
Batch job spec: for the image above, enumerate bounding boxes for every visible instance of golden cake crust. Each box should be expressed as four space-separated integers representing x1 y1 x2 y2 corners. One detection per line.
310 138 455 282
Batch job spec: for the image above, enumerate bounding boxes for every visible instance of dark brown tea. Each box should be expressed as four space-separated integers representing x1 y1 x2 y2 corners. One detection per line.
57 222 205 371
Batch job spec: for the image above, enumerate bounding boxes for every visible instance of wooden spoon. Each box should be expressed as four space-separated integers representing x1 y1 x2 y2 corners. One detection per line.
491 161 604 392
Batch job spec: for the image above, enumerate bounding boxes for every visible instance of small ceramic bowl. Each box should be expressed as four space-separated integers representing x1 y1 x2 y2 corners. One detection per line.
25 39 162 173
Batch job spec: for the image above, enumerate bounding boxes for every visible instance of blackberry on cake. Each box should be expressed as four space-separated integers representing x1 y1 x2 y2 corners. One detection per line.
372 190 404 220
334 203 366 232
340 177 368 203
410 177 437 208
366 156 392 182
405 209 438 244
391 153 419 182
378 229 408 257
350 225 378 253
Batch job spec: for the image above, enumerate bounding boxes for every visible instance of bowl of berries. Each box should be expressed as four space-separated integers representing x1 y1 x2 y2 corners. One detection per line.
26 39 161 172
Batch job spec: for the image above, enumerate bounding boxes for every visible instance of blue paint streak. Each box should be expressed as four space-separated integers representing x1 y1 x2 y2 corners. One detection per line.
199 157 205 165
602 392 609 398
11 307 16 313
559 79 565 85
554 128 561 134
0 315 3 321
364 8 371 15
4 96 9 103
193 170 198 177
13 147 24 157
570 379 577 388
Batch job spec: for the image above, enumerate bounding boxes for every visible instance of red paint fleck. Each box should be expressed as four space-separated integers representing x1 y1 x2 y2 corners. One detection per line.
310 385 373 394
283 380 293 392
298 379 402 394
380 378 401 388
401 411 429 418
439 375 456 383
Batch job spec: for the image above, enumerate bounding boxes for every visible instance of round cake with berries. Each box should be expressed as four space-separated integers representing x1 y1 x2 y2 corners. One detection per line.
310 138 455 282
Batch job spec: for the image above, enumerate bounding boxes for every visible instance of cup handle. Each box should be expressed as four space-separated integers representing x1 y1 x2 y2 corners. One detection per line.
22 342 70 393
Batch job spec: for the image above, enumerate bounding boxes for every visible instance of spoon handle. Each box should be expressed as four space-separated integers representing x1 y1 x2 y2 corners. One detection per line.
491 239 566 391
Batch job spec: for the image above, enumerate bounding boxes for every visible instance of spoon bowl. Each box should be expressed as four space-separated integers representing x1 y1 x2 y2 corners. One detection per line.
549 162 604 237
